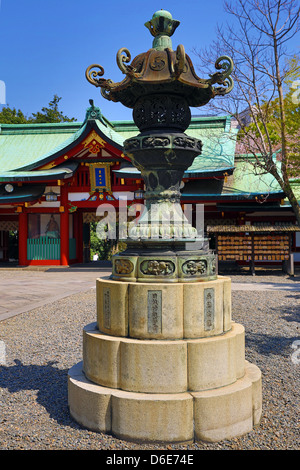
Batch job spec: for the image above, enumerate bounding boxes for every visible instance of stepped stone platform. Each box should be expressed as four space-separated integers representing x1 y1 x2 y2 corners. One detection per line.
68 275 262 443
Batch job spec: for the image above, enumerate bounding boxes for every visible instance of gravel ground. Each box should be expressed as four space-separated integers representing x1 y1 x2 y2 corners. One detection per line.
0 270 299 451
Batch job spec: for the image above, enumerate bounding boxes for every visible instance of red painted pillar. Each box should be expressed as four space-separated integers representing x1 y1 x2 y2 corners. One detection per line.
18 210 28 266
60 184 69 266
74 211 83 263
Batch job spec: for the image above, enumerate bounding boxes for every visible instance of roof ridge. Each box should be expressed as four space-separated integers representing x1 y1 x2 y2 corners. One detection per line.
0 122 82 135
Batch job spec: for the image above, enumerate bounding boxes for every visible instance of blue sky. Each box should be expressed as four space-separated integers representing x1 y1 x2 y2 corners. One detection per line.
0 0 299 123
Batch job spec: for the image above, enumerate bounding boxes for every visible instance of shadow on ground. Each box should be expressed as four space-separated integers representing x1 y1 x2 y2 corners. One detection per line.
0 360 79 429
244 332 300 358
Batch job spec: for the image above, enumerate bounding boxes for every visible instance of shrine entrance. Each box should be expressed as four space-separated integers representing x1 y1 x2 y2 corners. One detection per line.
0 218 19 263
82 210 126 264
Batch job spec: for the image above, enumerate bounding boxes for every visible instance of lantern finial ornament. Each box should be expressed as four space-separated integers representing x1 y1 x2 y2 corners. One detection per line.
144 9 180 50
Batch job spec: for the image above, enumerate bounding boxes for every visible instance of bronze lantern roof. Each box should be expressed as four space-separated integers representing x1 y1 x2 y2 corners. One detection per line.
86 10 234 109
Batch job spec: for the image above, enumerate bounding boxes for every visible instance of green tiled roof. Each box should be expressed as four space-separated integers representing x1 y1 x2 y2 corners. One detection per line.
228 158 283 196
0 112 125 181
0 103 288 206
0 113 236 182
0 122 82 172
181 158 283 200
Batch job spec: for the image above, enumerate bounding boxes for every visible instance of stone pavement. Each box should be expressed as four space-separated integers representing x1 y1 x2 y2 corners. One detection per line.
0 264 111 322
231 281 300 292
0 264 300 321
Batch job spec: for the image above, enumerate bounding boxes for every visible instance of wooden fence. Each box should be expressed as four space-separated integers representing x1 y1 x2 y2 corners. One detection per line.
27 237 77 261
27 237 60 260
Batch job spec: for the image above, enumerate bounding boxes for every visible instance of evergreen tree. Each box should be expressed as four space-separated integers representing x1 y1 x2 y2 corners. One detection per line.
29 95 76 123
0 95 75 123
0 106 28 123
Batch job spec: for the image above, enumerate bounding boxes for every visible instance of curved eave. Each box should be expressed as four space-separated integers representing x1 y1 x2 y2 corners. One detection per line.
180 191 284 201
216 203 291 212
184 167 234 178
113 165 235 179
113 166 141 178
107 80 213 108
0 162 79 183
0 184 45 203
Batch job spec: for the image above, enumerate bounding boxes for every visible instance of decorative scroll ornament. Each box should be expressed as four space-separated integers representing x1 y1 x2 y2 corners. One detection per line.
209 55 234 95
117 48 134 74
174 44 185 77
85 64 106 87
85 65 116 102
85 52 235 105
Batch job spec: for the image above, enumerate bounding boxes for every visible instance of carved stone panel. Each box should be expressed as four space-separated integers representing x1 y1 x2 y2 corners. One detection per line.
114 258 134 275
182 259 207 276
140 259 175 276
103 287 111 329
204 287 215 331
147 290 162 334
142 136 170 148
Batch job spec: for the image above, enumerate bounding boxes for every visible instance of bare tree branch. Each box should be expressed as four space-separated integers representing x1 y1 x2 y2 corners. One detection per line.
194 0 300 222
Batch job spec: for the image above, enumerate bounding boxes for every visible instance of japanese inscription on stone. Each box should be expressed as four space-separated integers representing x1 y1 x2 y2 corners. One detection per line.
147 290 162 334
204 287 215 331
103 287 111 329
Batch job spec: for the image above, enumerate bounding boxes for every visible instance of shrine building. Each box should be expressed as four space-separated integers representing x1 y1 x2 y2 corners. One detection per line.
0 102 299 270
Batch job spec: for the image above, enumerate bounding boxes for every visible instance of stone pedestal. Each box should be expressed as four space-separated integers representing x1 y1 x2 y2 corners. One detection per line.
79 8 256 445
68 276 262 443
